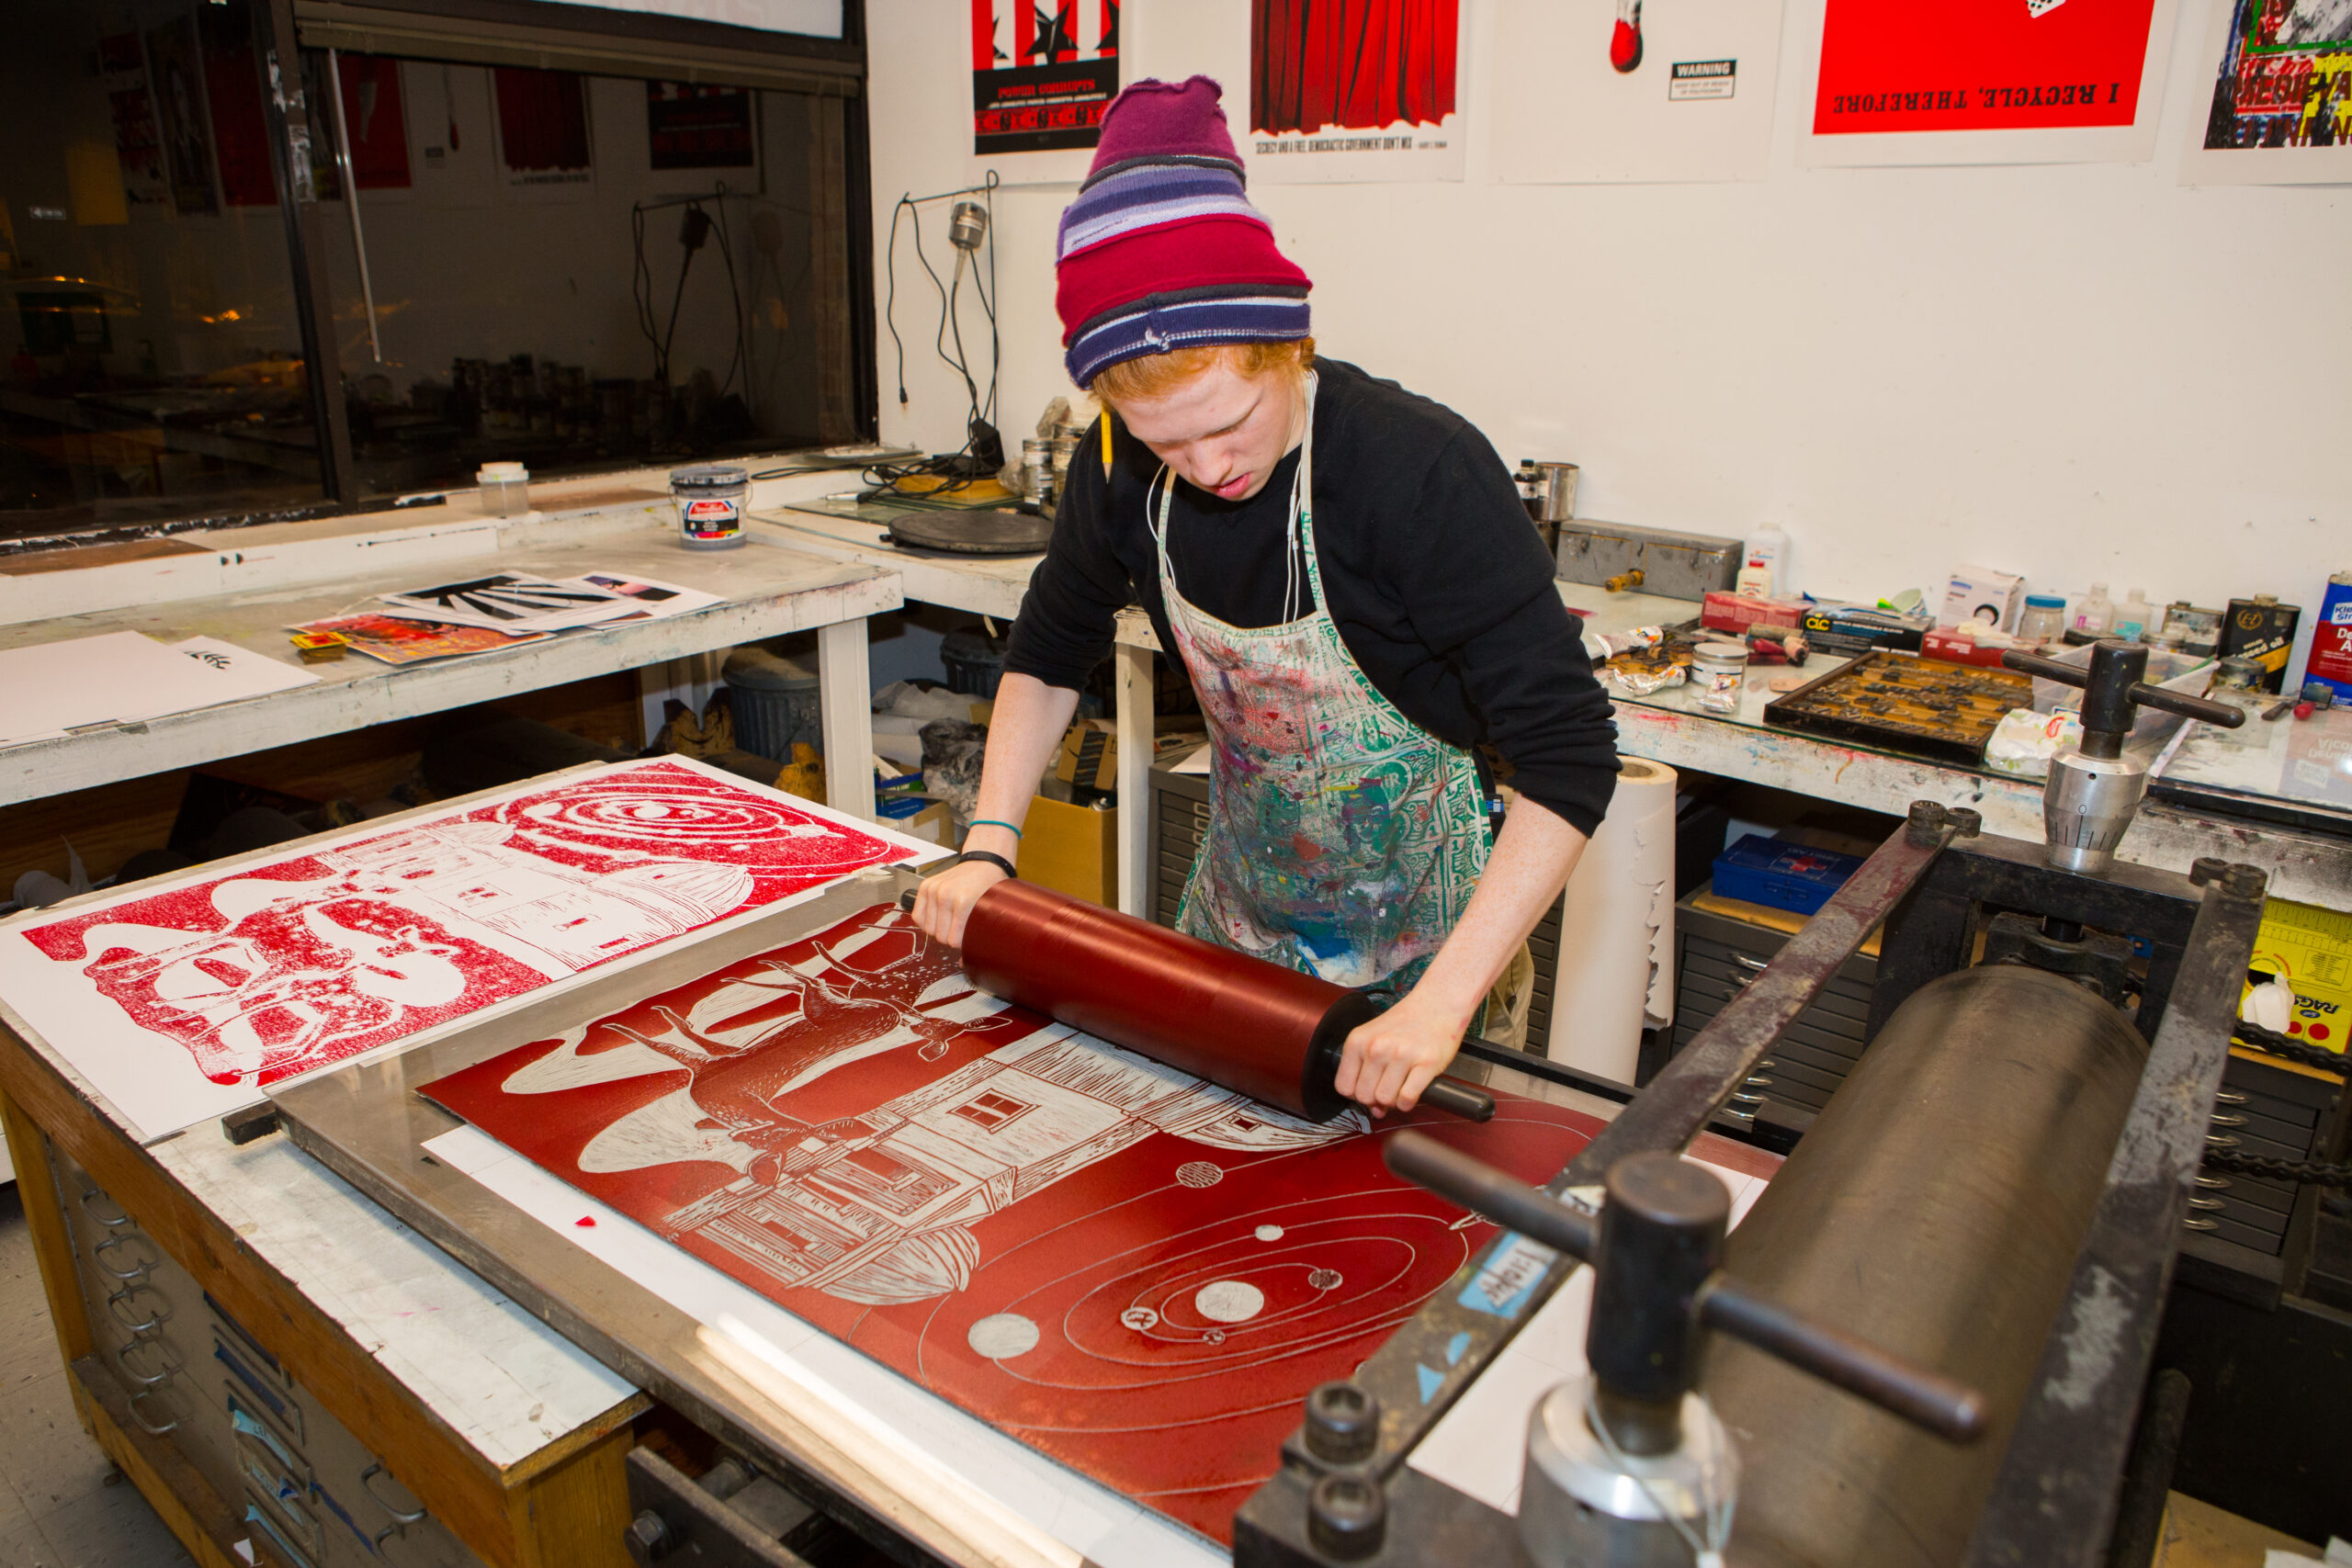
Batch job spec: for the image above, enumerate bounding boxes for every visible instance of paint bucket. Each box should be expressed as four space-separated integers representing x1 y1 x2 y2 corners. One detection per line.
673 464 748 549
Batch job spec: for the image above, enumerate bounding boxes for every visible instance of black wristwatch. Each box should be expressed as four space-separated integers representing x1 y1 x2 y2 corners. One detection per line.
956 849 1017 879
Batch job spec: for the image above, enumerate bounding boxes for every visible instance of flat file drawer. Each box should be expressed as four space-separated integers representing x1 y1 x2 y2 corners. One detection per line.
2188 1054 2339 1259
1671 888 1880 1122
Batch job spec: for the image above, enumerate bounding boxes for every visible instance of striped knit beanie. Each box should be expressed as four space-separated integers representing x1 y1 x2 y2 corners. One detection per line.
1055 76 1312 389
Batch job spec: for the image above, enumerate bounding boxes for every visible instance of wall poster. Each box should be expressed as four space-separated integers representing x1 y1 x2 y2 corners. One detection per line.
648 82 758 170
0 759 939 1142
1494 0 1786 183
493 66 595 197
145 16 220 216
98 32 172 209
971 0 1120 183
421 900 1613 1544
1250 0 1468 182
2180 0 2352 183
1801 0 2180 164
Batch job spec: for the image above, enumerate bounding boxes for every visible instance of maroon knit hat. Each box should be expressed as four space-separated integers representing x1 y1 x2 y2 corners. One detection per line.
1055 77 1311 388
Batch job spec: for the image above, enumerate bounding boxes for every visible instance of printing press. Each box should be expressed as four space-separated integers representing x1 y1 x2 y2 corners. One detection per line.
234 754 2338 1568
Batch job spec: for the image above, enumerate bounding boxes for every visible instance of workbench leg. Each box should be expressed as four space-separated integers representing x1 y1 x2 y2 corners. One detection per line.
818 619 876 821
0 1088 94 1369
505 1424 636 1568
1114 642 1154 918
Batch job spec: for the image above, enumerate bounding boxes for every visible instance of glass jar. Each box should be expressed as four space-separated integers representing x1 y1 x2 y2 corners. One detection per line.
1692 641 1748 716
2017 594 2065 645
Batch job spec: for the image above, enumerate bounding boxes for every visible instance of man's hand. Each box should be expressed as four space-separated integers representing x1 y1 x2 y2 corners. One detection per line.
910 857 1010 947
1333 990 1469 1116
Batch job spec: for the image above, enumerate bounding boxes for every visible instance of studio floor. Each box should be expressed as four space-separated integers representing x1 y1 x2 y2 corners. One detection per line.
0 1184 188 1567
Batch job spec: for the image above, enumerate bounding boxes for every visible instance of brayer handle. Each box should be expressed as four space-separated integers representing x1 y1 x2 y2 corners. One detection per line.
1417 1076 1497 1122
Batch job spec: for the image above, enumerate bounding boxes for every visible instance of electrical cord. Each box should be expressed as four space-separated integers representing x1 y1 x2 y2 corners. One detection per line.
879 173 1002 497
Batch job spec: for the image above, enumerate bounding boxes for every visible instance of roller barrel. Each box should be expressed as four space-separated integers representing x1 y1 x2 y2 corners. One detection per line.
956 879 1493 1122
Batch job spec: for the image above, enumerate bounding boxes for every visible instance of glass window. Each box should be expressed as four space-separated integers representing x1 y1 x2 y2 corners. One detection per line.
306 53 860 501
0 0 324 542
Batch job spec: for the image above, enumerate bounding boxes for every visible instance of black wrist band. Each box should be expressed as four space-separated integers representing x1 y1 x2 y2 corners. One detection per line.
957 849 1017 880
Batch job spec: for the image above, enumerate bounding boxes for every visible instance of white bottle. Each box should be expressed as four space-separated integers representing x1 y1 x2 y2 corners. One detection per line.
2111 588 2154 642
2072 583 2112 636
1742 524 1791 598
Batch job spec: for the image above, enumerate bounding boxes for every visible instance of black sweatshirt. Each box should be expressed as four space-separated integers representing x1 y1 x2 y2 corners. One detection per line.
1003 357 1621 837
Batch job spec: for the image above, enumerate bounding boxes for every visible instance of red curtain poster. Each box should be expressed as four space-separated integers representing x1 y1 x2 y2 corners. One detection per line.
1251 0 1458 135
970 0 1119 155
495 67 594 187
1249 0 1466 181
1812 0 2159 136
201 4 277 208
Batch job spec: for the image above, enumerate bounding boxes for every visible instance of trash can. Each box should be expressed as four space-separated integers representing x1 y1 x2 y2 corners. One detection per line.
722 645 822 761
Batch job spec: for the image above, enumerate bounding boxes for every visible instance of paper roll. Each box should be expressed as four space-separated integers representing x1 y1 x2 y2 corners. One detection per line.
1545 758 1678 1085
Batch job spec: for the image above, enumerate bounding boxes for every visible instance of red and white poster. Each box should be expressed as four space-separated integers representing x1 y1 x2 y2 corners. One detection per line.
2178 0 2352 185
971 1 1120 181
1802 0 2180 164
98 33 172 209
0 759 941 1142
1250 0 1468 182
421 901 1613 1544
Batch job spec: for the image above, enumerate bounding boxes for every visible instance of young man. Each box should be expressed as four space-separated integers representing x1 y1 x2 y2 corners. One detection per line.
914 76 1619 1115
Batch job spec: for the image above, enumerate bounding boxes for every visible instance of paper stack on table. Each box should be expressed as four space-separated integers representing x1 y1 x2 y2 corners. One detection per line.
0 631 320 749
371 571 719 635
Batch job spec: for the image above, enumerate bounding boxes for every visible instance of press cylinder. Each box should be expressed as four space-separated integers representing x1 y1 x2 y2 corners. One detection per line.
1701 964 2146 1567
958 878 1477 1121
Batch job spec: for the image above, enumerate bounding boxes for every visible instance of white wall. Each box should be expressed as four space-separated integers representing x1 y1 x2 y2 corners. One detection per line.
865 0 2349 651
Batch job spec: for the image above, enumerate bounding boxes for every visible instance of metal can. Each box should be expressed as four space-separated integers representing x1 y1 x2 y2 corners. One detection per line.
2219 595 2301 694
672 464 748 550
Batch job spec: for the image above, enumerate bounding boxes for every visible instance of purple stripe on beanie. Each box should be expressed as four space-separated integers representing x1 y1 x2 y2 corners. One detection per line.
1066 295 1313 388
1057 166 1265 262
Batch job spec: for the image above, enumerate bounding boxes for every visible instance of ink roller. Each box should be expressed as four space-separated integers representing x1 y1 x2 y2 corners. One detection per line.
950 878 1498 1122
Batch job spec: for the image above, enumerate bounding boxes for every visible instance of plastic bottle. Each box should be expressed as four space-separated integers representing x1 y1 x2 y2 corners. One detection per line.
2071 583 2112 637
2111 588 2154 642
1742 525 1791 598
2017 593 2065 645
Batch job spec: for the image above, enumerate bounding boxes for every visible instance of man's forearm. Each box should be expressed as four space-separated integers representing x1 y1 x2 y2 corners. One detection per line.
961 672 1083 861
1410 797 1590 1028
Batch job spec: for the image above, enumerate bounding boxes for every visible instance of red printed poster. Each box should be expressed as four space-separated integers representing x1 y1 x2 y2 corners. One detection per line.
647 83 756 170
99 33 171 209
0 760 937 1141
1250 0 1467 182
971 0 1120 158
334 53 414 189
1805 0 2178 164
199 4 277 208
2178 0 2352 185
421 902 1613 1544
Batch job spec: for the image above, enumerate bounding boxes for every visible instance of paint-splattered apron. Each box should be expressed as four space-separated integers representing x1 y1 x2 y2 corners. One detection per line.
1152 373 1492 1001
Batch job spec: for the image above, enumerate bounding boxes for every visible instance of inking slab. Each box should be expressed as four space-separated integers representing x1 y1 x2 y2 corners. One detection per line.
419 901 1608 1545
0 758 941 1141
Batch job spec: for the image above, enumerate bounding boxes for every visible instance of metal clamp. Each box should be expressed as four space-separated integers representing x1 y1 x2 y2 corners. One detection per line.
107 1284 170 1335
128 1388 179 1435
361 1461 429 1541
93 1232 157 1280
79 1189 132 1228
117 1339 175 1388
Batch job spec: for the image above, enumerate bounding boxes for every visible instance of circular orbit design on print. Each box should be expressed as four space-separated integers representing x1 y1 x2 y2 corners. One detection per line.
1174 1161 1224 1188
497 763 889 874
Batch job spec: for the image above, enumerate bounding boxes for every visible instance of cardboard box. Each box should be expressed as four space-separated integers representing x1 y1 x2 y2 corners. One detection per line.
1702 590 1807 636
1023 793 1117 906
1940 565 2025 634
1801 603 1929 654
2249 897 2352 1053
1054 720 1212 794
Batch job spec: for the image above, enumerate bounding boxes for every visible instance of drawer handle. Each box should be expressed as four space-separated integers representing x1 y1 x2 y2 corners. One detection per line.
2212 1089 2249 1106
118 1339 175 1388
1743 1076 1773 1089
361 1462 429 1529
2193 1174 2232 1190
2181 1217 2220 1232
1732 953 1769 972
80 1190 133 1229
94 1233 158 1281
2204 1134 2240 1150
2206 1112 2248 1128
107 1285 171 1335
129 1388 178 1435
2187 1195 2226 1212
